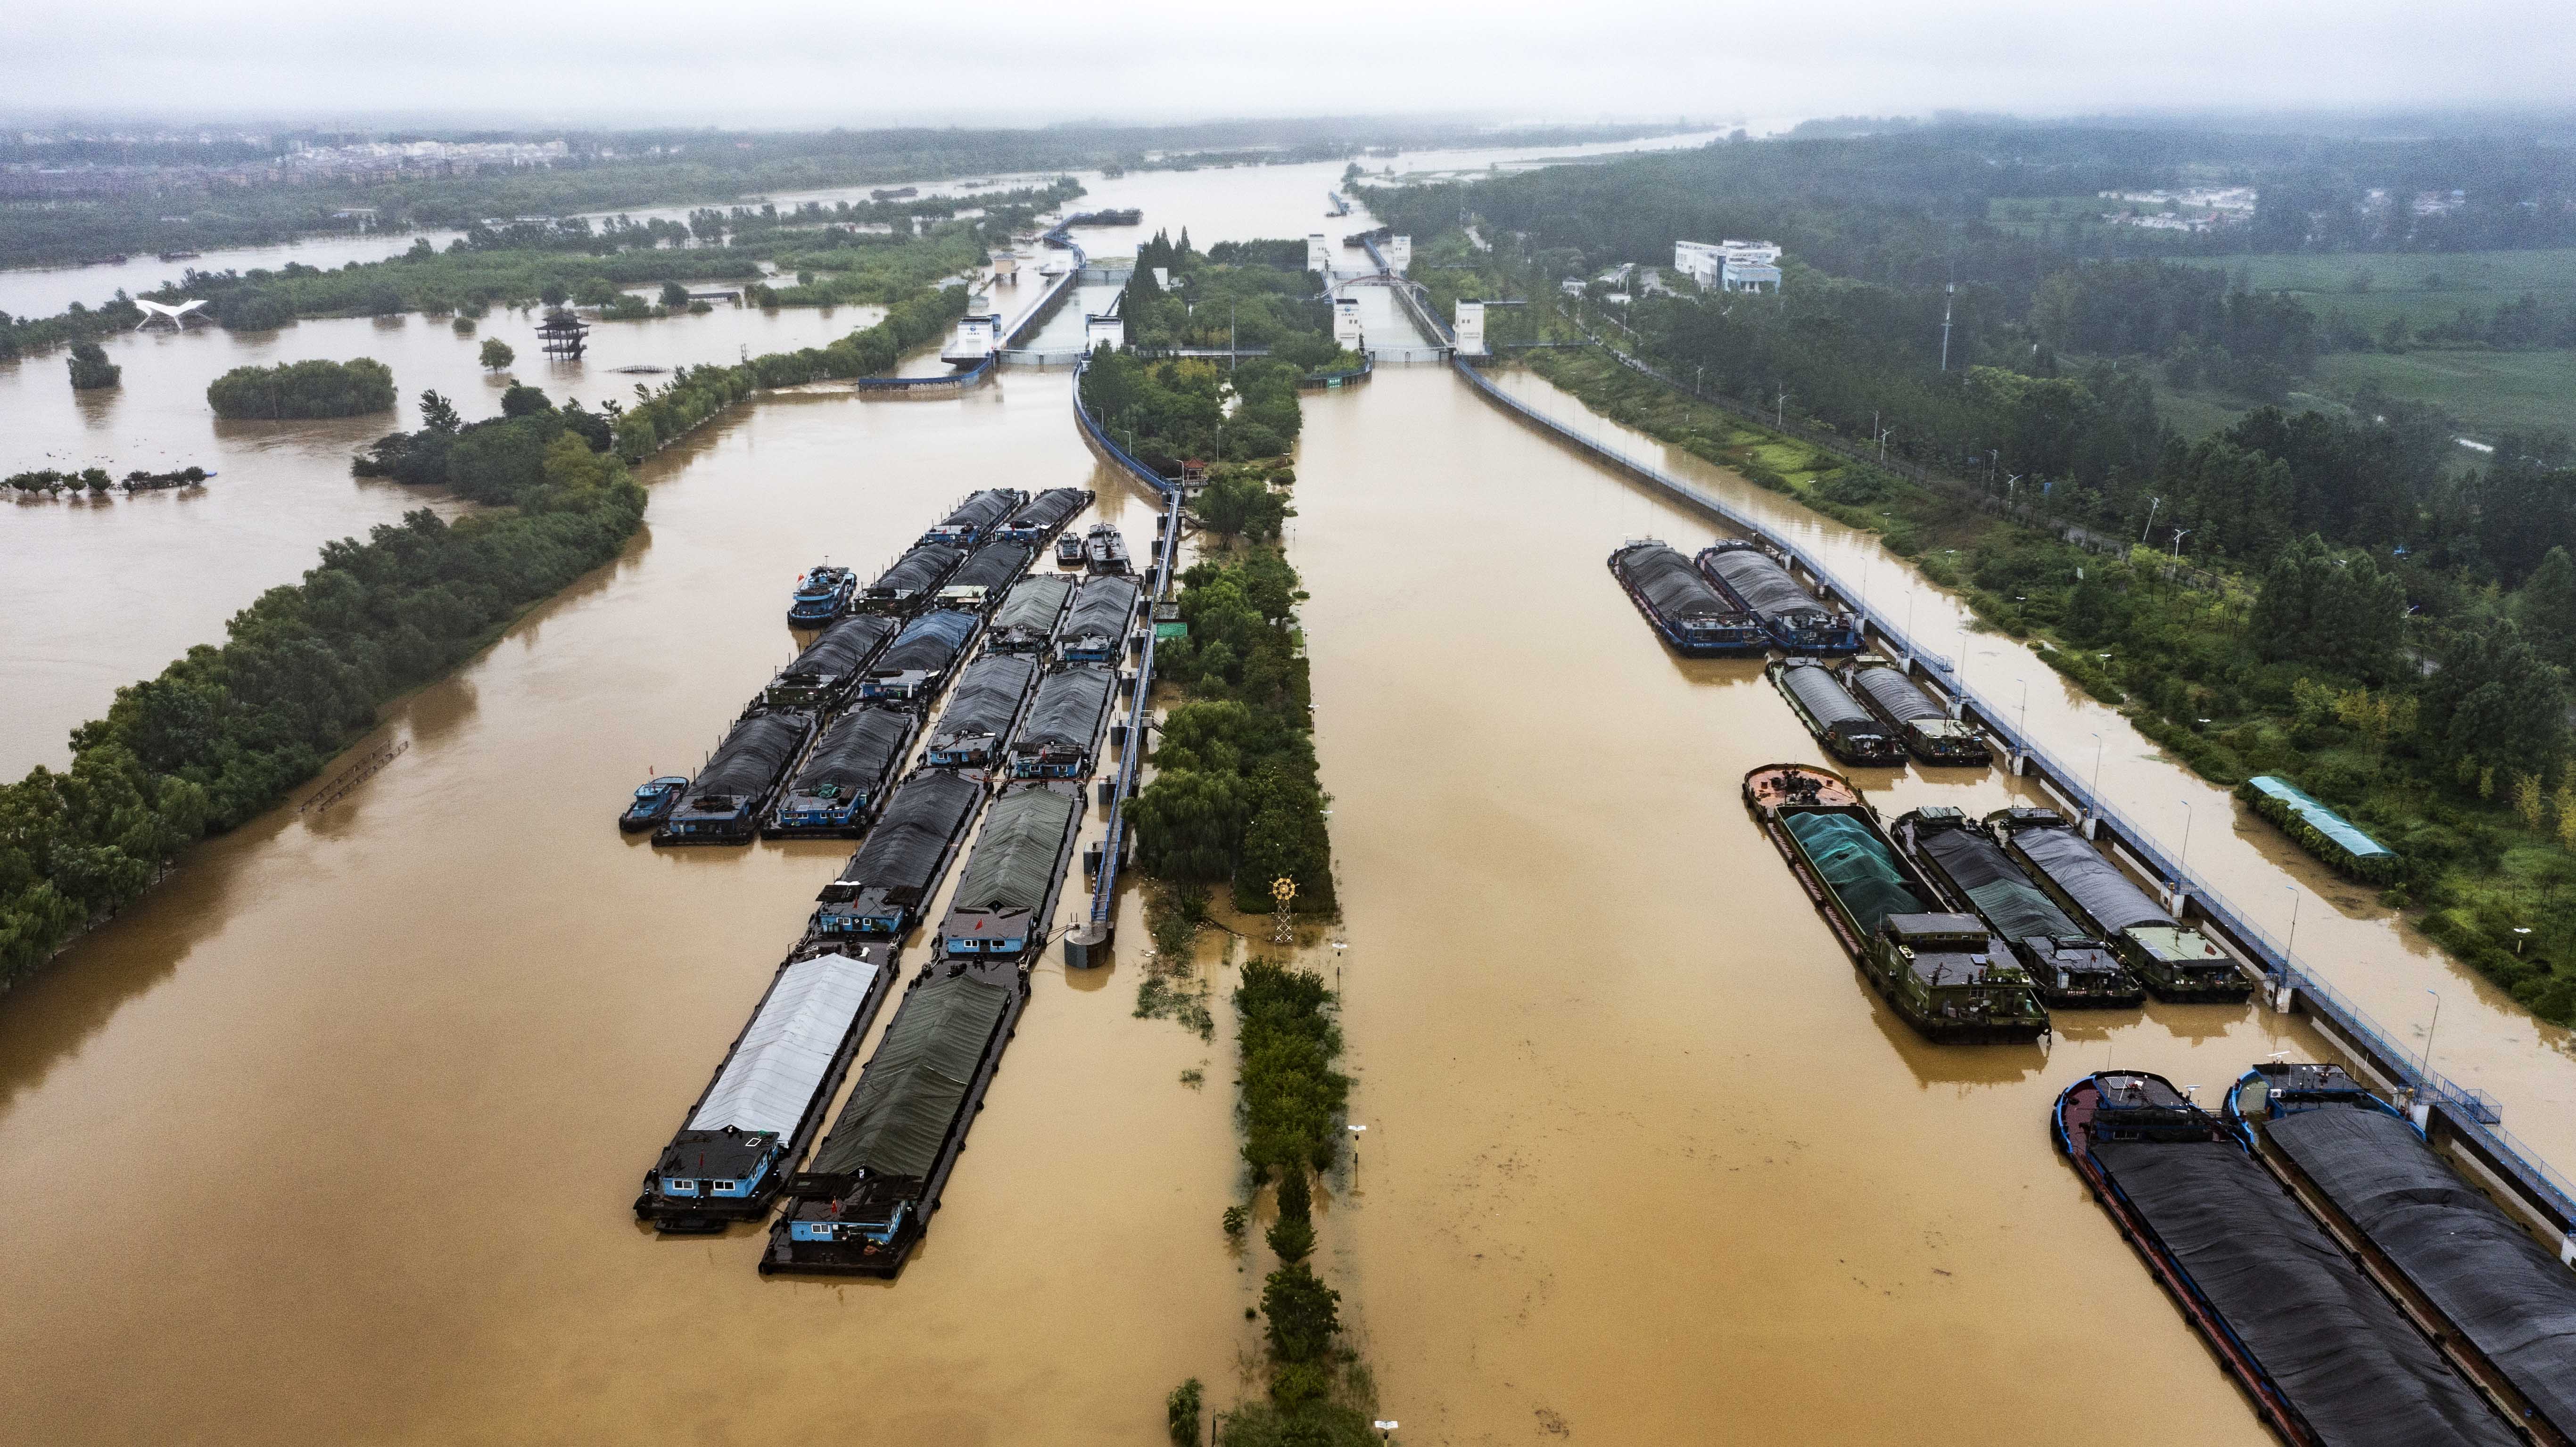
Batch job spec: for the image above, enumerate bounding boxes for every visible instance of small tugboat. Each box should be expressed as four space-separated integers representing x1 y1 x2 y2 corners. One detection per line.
1054 531 1086 567
1767 659 1907 766
1743 764 2048 1043
1083 523 1131 575
787 564 857 627
1893 806 2142 1008
619 776 689 832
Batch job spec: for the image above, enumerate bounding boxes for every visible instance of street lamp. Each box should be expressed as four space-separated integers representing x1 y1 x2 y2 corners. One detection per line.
2174 798 2195 902
2089 732 2106 824
2422 988 2443 1080
2283 885 2303 968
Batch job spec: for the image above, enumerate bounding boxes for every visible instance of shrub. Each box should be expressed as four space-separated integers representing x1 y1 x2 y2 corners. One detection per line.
66 341 120 390
206 358 394 419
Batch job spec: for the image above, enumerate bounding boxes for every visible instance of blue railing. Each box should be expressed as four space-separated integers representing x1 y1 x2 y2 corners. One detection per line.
1448 351 2576 1229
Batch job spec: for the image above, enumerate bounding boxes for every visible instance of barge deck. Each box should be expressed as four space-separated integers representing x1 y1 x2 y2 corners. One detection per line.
1844 658 1988 765
812 770 987 940
935 779 1086 962
768 706 919 838
762 614 895 712
1697 540 1862 654
1007 664 1116 780
1768 658 1907 766
655 708 818 845
1894 806 2143 1008
922 652 1039 770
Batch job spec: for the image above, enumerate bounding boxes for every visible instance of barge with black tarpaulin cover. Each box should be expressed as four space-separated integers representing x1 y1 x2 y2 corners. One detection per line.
633 939 897 1233
988 574 1074 652
859 608 980 701
762 954 1029 1277
768 707 920 837
1695 541 1863 654
2054 1070 2520 1447
1743 765 2047 1042
1057 575 1140 663
2225 1063 2576 1445
761 614 895 711
1843 658 1987 765
1990 807 2253 1002
860 541 965 613
999 486 1094 544
1606 540 1765 656
1008 665 1115 779
936 779 1085 962
920 488 1028 547
655 707 819 844
812 770 986 939
940 540 1034 608
786 564 857 627
1768 659 1906 765
1894 806 2142 1007
922 652 1039 769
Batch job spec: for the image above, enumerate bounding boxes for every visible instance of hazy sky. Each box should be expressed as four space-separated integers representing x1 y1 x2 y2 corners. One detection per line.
12 0 2573 127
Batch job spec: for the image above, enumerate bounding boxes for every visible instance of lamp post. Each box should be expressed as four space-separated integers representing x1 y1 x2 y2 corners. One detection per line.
2283 885 2303 968
2088 732 2105 831
2174 798 2195 904
2422 988 2443 1081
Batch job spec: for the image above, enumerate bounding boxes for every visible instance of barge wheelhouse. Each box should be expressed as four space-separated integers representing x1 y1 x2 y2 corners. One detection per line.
1057 575 1141 664
812 770 986 939
922 652 1039 769
1743 765 2047 1043
619 776 688 833
1054 532 1086 567
763 956 1029 1277
1842 658 1988 765
1767 659 1907 766
1605 540 1765 656
762 614 895 712
920 488 1029 548
633 940 897 1233
999 486 1094 545
655 708 818 845
988 575 1075 653
768 707 920 837
1695 541 1863 654
860 542 965 614
1988 808 2253 1002
935 780 1085 962
786 564 858 627
939 540 1035 610
1083 523 1132 575
2054 1070 2520 1447
1894 806 2142 1008
858 608 980 702
1007 665 1115 780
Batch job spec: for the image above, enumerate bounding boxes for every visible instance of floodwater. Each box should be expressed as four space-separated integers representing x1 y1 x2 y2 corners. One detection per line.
3 145 2571 1445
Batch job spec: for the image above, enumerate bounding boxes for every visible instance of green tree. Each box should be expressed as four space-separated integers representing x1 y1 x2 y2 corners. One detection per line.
539 280 571 308
2516 546 2576 671
66 340 120 390
660 280 691 306
479 337 514 372
1259 1266 1341 1364
417 390 462 434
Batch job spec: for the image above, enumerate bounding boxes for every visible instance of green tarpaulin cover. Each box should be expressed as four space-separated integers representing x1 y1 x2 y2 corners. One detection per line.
953 786 1079 914
1785 812 1924 939
809 973 1010 1181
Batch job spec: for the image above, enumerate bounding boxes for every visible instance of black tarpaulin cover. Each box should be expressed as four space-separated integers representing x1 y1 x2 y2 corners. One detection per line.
1613 543 1740 622
936 489 1023 532
1063 576 1141 640
2270 1106 2576 1435
931 654 1038 744
808 972 1010 1181
868 542 963 595
783 615 894 680
688 712 809 803
991 576 1073 637
2093 1136 2518 1447
876 609 976 672
1007 487 1090 532
949 541 1034 591
1013 666 1114 755
1851 665 1943 723
1916 824 2084 945
790 708 913 799
831 772 983 898
2011 824 2169 935
953 784 1079 914
1778 662 1875 730
1702 545 1826 621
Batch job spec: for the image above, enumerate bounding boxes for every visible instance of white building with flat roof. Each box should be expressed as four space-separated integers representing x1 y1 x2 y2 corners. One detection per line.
1675 238 1784 291
1333 295 1364 350
1453 299 1485 355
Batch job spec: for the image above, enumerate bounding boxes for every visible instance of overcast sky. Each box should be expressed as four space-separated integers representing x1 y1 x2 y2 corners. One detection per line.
10 0 2572 128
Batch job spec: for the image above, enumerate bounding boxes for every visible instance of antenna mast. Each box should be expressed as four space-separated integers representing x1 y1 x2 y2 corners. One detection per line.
1939 283 1955 372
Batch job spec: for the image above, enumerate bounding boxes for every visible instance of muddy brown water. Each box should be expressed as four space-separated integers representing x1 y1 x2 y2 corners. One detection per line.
1 155 2569 1443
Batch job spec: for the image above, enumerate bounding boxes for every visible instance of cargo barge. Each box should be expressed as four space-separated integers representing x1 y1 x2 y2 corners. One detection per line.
761 614 896 711
761 954 1029 1277
988 575 1074 652
812 770 987 939
2054 1070 2519 1447
655 708 819 845
768 707 921 837
922 653 1039 769
2226 1063 2576 1445
1695 541 1863 654
1743 765 2048 1043
1084 523 1132 575
786 564 858 627
632 940 898 1233
939 540 1035 609
1843 658 1988 765
920 488 1029 547
1605 540 1766 656
1894 807 2143 1007
998 486 1095 544
860 541 965 614
1007 665 1115 779
1057 575 1141 663
858 608 980 702
1767 659 1907 766
936 779 1086 961
1990 808 2254 1002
